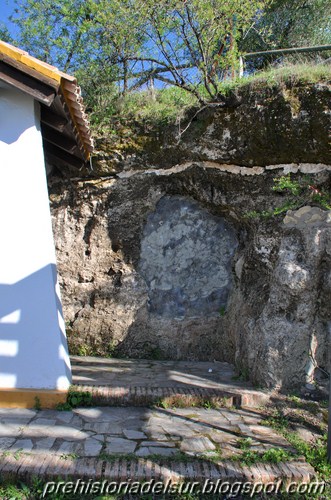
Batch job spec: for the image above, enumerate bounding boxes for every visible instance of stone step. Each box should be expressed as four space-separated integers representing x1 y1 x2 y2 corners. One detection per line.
71 356 271 409
73 384 269 408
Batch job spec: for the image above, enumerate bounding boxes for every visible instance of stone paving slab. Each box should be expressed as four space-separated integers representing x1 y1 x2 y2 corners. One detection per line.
0 405 318 486
0 407 296 459
71 356 271 408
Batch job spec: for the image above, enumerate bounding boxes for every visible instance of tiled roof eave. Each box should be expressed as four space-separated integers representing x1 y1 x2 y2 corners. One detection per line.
0 40 93 164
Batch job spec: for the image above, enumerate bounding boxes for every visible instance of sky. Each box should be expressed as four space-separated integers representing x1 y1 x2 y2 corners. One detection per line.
0 0 19 37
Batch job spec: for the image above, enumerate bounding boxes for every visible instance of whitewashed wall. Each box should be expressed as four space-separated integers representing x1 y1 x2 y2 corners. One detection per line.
0 84 71 390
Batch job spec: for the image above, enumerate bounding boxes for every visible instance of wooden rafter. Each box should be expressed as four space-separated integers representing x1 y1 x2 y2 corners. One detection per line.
0 53 60 90
0 61 55 106
41 124 82 156
0 40 93 170
40 106 68 133
43 142 86 170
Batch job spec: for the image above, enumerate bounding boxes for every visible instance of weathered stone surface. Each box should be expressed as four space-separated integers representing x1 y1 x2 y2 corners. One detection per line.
1 406 303 466
33 418 57 427
140 196 237 319
123 430 147 440
180 437 216 453
232 218 331 389
0 437 16 450
140 441 176 447
33 437 56 453
10 439 33 452
142 446 177 457
283 206 331 228
135 447 150 457
89 83 331 175
0 409 36 419
56 442 80 455
105 438 137 454
0 424 24 437
84 422 119 434
83 438 103 457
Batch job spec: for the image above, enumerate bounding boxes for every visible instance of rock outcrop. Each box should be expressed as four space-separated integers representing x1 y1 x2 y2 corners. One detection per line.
50 81 331 391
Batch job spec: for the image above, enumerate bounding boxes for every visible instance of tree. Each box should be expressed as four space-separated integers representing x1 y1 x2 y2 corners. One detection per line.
240 0 331 56
6 0 329 109
116 0 268 103
6 0 267 104
7 0 126 115
8 0 102 71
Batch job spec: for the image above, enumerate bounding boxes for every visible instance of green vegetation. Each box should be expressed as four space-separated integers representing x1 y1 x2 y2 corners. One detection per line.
33 396 41 411
1 0 330 130
56 388 92 411
272 174 331 209
232 367 250 382
235 436 293 465
273 174 301 196
219 305 226 317
60 452 79 460
147 346 164 360
155 394 229 410
99 62 331 129
0 482 33 500
116 87 198 125
244 0 331 53
263 406 331 481
218 62 331 96
286 433 331 479
244 172 331 220
237 437 254 450
233 446 293 466
2 0 266 103
88 62 331 135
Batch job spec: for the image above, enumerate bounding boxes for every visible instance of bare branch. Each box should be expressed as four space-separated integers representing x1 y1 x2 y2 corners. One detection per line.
154 74 206 104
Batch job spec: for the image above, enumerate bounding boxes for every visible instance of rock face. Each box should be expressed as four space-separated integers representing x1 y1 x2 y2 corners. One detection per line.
140 196 238 319
50 82 331 390
91 82 331 176
231 204 331 389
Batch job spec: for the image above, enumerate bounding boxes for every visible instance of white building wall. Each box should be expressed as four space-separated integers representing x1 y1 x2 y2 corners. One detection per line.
0 85 71 390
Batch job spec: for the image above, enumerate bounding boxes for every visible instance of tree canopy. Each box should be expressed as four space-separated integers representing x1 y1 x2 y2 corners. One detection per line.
1 0 330 115
3 0 267 101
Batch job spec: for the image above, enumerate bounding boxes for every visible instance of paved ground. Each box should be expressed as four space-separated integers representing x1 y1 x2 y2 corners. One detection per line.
0 359 317 486
72 357 243 389
0 406 293 459
0 406 315 485
71 357 269 407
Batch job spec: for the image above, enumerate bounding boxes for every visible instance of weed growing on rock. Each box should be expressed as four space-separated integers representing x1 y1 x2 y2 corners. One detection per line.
233 447 293 466
244 173 331 220
284 433 331 480
237 437 253 450
272 174 301 196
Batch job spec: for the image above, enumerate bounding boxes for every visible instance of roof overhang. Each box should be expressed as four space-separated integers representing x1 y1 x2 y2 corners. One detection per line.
0 40 94 171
